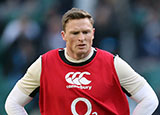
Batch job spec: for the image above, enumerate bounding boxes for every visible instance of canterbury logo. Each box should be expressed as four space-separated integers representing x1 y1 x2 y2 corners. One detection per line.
65 72 91 85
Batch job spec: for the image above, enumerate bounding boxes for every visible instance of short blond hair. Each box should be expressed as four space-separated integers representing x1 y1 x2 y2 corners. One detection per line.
62 8 94 31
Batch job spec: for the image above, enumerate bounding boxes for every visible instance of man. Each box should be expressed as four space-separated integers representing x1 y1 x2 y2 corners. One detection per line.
5 8 159 115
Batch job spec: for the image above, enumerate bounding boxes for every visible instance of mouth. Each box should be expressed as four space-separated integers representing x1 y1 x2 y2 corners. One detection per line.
77 44 86 49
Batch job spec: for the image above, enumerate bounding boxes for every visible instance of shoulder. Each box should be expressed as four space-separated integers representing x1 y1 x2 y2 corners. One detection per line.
42 48 63 58
96 48 114 58
43 49 59 55
94 48 115 66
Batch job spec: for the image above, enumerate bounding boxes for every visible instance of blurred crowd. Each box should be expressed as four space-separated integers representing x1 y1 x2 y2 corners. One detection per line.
0 0 160 114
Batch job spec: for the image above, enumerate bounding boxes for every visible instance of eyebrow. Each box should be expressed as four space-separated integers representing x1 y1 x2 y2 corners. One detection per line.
70 28 91 33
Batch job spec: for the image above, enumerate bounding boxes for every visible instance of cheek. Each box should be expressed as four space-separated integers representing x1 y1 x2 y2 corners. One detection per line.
87 35 94 44
67 38 76 47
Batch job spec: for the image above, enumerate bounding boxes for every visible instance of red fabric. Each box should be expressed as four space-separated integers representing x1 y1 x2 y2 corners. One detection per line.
39 48 130 115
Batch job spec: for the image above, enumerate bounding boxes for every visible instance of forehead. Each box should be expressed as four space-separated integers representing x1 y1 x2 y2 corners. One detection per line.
65 18 93 31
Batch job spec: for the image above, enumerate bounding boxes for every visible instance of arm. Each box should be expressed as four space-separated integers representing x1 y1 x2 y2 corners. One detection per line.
131 82 159 115
5 56 41 114
5 85 32 115
114 55 159 115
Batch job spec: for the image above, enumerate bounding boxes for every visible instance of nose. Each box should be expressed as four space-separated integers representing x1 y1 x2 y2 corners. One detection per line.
78 32 85 41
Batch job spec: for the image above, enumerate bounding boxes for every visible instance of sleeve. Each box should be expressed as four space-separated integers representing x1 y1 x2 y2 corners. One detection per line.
5 56 42 114
17 56 41 97
131 82 159 115
5 85 33 115
114 55 159 115
114 55 146 96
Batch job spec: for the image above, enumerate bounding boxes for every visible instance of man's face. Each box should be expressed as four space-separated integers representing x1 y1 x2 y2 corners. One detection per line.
61 18 95 59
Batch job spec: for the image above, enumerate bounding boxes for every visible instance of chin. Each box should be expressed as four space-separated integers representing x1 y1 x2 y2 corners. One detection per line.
77 49 88 55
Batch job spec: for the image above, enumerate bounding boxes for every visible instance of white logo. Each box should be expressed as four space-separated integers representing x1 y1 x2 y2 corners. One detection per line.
65 72 92 90
71 97 98 115
65 72 91 85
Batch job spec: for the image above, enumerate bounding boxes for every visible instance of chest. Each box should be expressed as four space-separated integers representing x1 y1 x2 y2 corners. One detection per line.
42 61 118 100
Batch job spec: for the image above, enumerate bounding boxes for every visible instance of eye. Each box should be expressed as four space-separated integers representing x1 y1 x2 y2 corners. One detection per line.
72 32 79 35
83 31 88 34
83 30 90 34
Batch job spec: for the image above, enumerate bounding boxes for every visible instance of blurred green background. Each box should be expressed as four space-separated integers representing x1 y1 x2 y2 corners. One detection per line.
0 0 160 114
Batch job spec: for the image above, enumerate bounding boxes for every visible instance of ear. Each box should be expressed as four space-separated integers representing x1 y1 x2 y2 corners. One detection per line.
92 28 95 39
61 31 66 41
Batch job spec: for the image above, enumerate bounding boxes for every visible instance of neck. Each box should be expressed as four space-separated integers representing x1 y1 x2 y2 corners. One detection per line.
65 47 94 63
